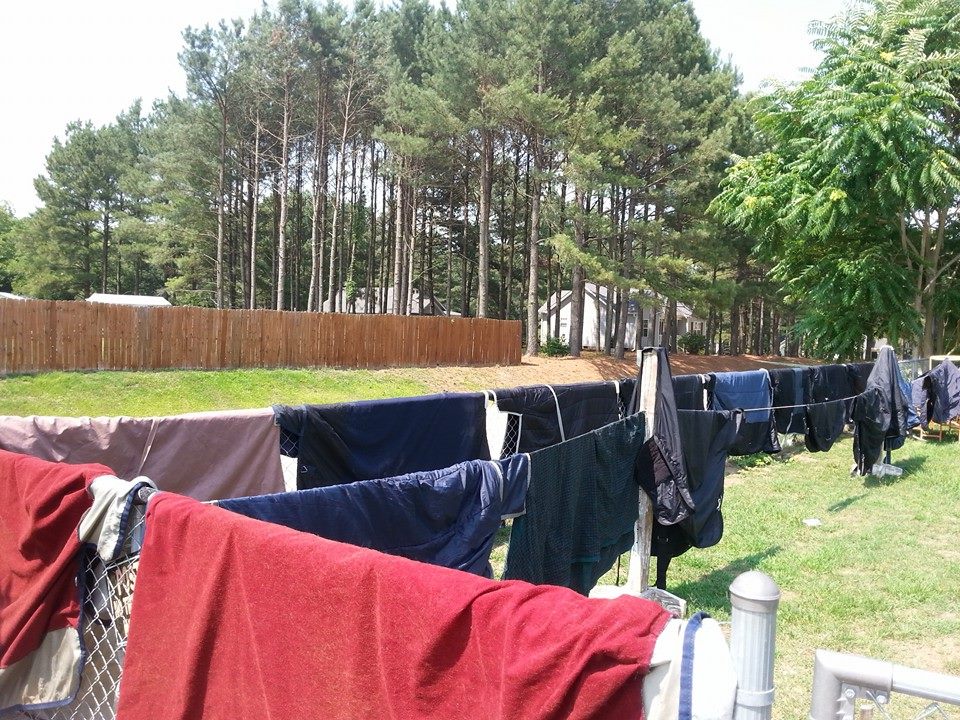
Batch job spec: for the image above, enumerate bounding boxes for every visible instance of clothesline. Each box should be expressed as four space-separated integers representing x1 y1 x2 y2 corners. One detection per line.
734 393 861 413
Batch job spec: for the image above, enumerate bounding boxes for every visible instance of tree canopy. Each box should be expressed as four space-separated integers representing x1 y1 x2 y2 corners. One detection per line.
712 0 960 357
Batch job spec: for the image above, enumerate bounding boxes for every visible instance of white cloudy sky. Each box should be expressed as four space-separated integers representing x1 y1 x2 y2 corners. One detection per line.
0 0 853 216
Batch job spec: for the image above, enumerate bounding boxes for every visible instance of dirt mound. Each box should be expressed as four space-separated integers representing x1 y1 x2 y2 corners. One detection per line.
394 352 814 393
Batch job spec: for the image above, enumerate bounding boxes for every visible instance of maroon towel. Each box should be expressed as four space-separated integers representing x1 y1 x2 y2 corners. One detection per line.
117 493 670 720
0 450 113 711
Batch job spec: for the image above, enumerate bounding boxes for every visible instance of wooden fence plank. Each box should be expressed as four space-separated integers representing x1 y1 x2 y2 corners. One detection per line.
0 300 521 374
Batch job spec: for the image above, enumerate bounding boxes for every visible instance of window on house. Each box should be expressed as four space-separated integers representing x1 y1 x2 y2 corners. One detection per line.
659 320 665 334
642 319 649 337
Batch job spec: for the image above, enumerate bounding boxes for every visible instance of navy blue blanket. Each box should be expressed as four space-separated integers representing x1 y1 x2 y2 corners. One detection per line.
493 381 622 453
672 374 709 411
219 454 528 577
650 409 741 561
710 370 780 456
274 393 490 490
804 400 846 452
768 367 808 434
710 370 772 423
922 360 960 425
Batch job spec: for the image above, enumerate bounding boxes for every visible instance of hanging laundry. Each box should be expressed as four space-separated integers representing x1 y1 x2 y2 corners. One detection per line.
219 455 528 578
911 376 929 427
116 493 671 720
918 359 960 426
709 370 780 456
629 349 695 526
617 377 637 415
649 410 741 569
803 400 846 452
846 362 875 395
0 451 143 714
275 393 489 490
672 374 710 411
885 375 918 452
768 367 809 434
809 363 856 420
0 409 283 501
493 381 622 454
851 348 912 475
503 414 645 594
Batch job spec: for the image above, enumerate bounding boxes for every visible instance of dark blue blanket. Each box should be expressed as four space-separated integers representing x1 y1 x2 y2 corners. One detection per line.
768 367 808 435
710 370 780 456
672 374 709 411
493 381 622 453
219 454 528 577
710 370 772 424
274 393 490 490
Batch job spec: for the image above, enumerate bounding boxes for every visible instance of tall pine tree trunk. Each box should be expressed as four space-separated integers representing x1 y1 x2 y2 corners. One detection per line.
525 147 542 355
248 112 261 309
216 109 226 308
392 167 404 314
275 85 291 311
477 129 493 317
307 88 327 312
569 188 586 357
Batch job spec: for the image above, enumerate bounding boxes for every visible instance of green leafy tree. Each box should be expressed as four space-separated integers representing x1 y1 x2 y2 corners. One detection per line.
0 204 20 292
712 0 960 357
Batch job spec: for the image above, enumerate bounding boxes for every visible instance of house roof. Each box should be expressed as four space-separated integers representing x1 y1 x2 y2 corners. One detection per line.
0 291 27 301
86 293 171 306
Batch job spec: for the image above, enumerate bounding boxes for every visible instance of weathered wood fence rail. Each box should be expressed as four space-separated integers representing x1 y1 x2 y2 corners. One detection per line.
0 299 521 374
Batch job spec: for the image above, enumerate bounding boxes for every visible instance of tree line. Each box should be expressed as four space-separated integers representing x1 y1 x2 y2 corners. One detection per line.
5 0 954 359
1 0 787 359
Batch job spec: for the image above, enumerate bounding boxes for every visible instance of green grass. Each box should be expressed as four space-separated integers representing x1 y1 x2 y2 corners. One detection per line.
2 369 958 718
0 369 429 416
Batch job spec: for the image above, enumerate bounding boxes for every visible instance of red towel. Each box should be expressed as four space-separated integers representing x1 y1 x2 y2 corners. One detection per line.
117 493 670 720
0 449 112 711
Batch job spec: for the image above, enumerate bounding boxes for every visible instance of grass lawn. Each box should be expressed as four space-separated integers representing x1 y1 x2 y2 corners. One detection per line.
0 368 428 416
2 370 958 718
503 436 960 719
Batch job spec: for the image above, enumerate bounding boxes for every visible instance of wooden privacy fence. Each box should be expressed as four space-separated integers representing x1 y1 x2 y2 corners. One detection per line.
0 299 521 374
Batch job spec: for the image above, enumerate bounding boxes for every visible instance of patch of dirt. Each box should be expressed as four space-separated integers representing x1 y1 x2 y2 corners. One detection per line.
387 351 814 393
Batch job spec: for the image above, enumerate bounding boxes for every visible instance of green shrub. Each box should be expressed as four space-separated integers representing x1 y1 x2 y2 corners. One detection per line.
678 332 707 355
541 336 570 357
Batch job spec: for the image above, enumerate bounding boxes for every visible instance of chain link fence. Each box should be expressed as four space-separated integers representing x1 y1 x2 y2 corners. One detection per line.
899 358 932 382
11 507 146 720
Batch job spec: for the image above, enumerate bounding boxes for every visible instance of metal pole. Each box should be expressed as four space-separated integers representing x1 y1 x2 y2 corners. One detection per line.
810 649 960 720
729 571 781 720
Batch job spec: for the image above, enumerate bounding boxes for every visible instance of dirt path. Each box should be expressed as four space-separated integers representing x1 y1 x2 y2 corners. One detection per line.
384 352 814 392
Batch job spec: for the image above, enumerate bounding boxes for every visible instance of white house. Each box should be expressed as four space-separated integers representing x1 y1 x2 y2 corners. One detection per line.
538 283 706 351
322 287 457 315
86 293 171 307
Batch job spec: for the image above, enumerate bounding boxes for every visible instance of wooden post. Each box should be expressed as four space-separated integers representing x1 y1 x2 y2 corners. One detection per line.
625 347 657 593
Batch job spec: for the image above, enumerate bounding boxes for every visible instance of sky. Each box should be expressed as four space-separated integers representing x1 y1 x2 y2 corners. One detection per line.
0 0 853 217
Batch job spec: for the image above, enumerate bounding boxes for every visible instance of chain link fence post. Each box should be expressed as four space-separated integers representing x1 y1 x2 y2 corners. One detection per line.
729 571 781 720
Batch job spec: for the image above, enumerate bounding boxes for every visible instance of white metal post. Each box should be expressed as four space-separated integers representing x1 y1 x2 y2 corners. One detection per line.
730 571 781 720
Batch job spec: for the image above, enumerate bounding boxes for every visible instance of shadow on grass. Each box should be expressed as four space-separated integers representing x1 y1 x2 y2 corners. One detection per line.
828 494 867 513
668 546 782 611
